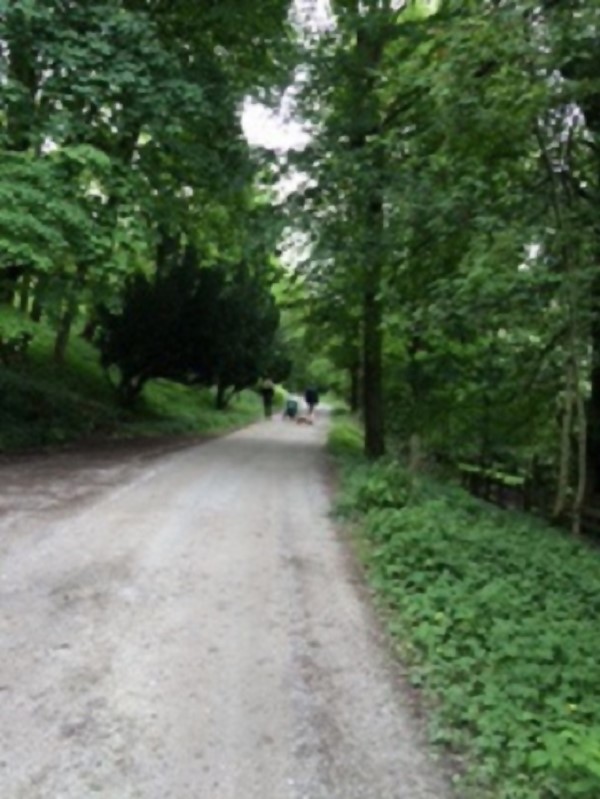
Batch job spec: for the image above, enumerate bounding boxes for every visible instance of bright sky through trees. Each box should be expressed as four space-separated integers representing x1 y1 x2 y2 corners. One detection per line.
241 0 331 152
241 96 310 152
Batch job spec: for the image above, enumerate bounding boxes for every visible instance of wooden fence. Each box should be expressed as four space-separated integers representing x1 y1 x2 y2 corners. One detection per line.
457 461 600 537
457 462 551 513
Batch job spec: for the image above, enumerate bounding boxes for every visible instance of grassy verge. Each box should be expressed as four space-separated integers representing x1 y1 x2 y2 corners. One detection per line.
127 380 264 438
328 415 600 799
0 309 263 451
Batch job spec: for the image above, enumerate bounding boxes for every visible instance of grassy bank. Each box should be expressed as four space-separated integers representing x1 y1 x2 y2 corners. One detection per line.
0 310 263 451
329 416 600 799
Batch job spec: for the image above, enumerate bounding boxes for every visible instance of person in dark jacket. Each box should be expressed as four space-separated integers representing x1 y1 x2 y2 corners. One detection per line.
304 386 319 417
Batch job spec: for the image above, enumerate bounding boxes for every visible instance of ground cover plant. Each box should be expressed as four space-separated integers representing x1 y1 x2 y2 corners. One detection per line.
329 417 600 799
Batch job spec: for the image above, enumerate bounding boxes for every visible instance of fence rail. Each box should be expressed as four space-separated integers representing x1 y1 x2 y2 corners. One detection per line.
458 462 550 513
457 462 600 537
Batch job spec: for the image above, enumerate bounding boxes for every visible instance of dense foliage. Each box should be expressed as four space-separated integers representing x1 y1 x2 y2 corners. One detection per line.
0 0 293 426
98 253 286 407
330 416 600 799
286 0 600 529
0 307 264 450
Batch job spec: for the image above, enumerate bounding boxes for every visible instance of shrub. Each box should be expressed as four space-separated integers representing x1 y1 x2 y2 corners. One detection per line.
0 369 117 449
327 416 364 458
336 454 600 799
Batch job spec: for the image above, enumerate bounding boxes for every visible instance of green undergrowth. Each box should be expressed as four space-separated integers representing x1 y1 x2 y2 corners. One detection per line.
128 380 263 438
328 416 600 799
0 308 263 451
327 413 364 458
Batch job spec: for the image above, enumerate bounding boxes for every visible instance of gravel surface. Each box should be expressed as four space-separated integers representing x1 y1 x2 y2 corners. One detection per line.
0 417 452 798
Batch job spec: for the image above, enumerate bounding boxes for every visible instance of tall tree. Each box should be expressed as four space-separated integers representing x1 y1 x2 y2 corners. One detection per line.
0 0 293 358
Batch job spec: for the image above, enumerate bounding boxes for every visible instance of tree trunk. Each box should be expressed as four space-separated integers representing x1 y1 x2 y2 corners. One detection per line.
215 382 228 410
355 25 386 459
31 297 43 322
6 4 38 153
553 367 574 520
19 274 30 313
53 304 76 363
586 314 600 500
81 319 98 342
116 373 146 408
573 384 587 534
0 265 23 304
363 262 385 458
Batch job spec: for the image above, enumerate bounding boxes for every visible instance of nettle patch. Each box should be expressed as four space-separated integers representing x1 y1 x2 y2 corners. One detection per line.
336 456 600 799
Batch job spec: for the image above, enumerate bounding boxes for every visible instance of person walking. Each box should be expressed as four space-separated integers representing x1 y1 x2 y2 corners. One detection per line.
260 378 275 418
304 386 319 417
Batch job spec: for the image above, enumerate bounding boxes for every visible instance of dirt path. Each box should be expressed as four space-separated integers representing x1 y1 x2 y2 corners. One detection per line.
0 418 451 799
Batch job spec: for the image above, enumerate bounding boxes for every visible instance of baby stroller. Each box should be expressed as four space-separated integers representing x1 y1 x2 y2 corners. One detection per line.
283 397 299 420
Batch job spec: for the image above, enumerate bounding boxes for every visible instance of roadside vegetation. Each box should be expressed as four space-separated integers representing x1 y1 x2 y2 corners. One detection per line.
289 0 600 534
329 415 600 799
0 1 293 452
0 308 264 451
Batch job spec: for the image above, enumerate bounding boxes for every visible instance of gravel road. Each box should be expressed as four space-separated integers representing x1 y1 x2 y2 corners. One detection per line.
0 418 452 799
